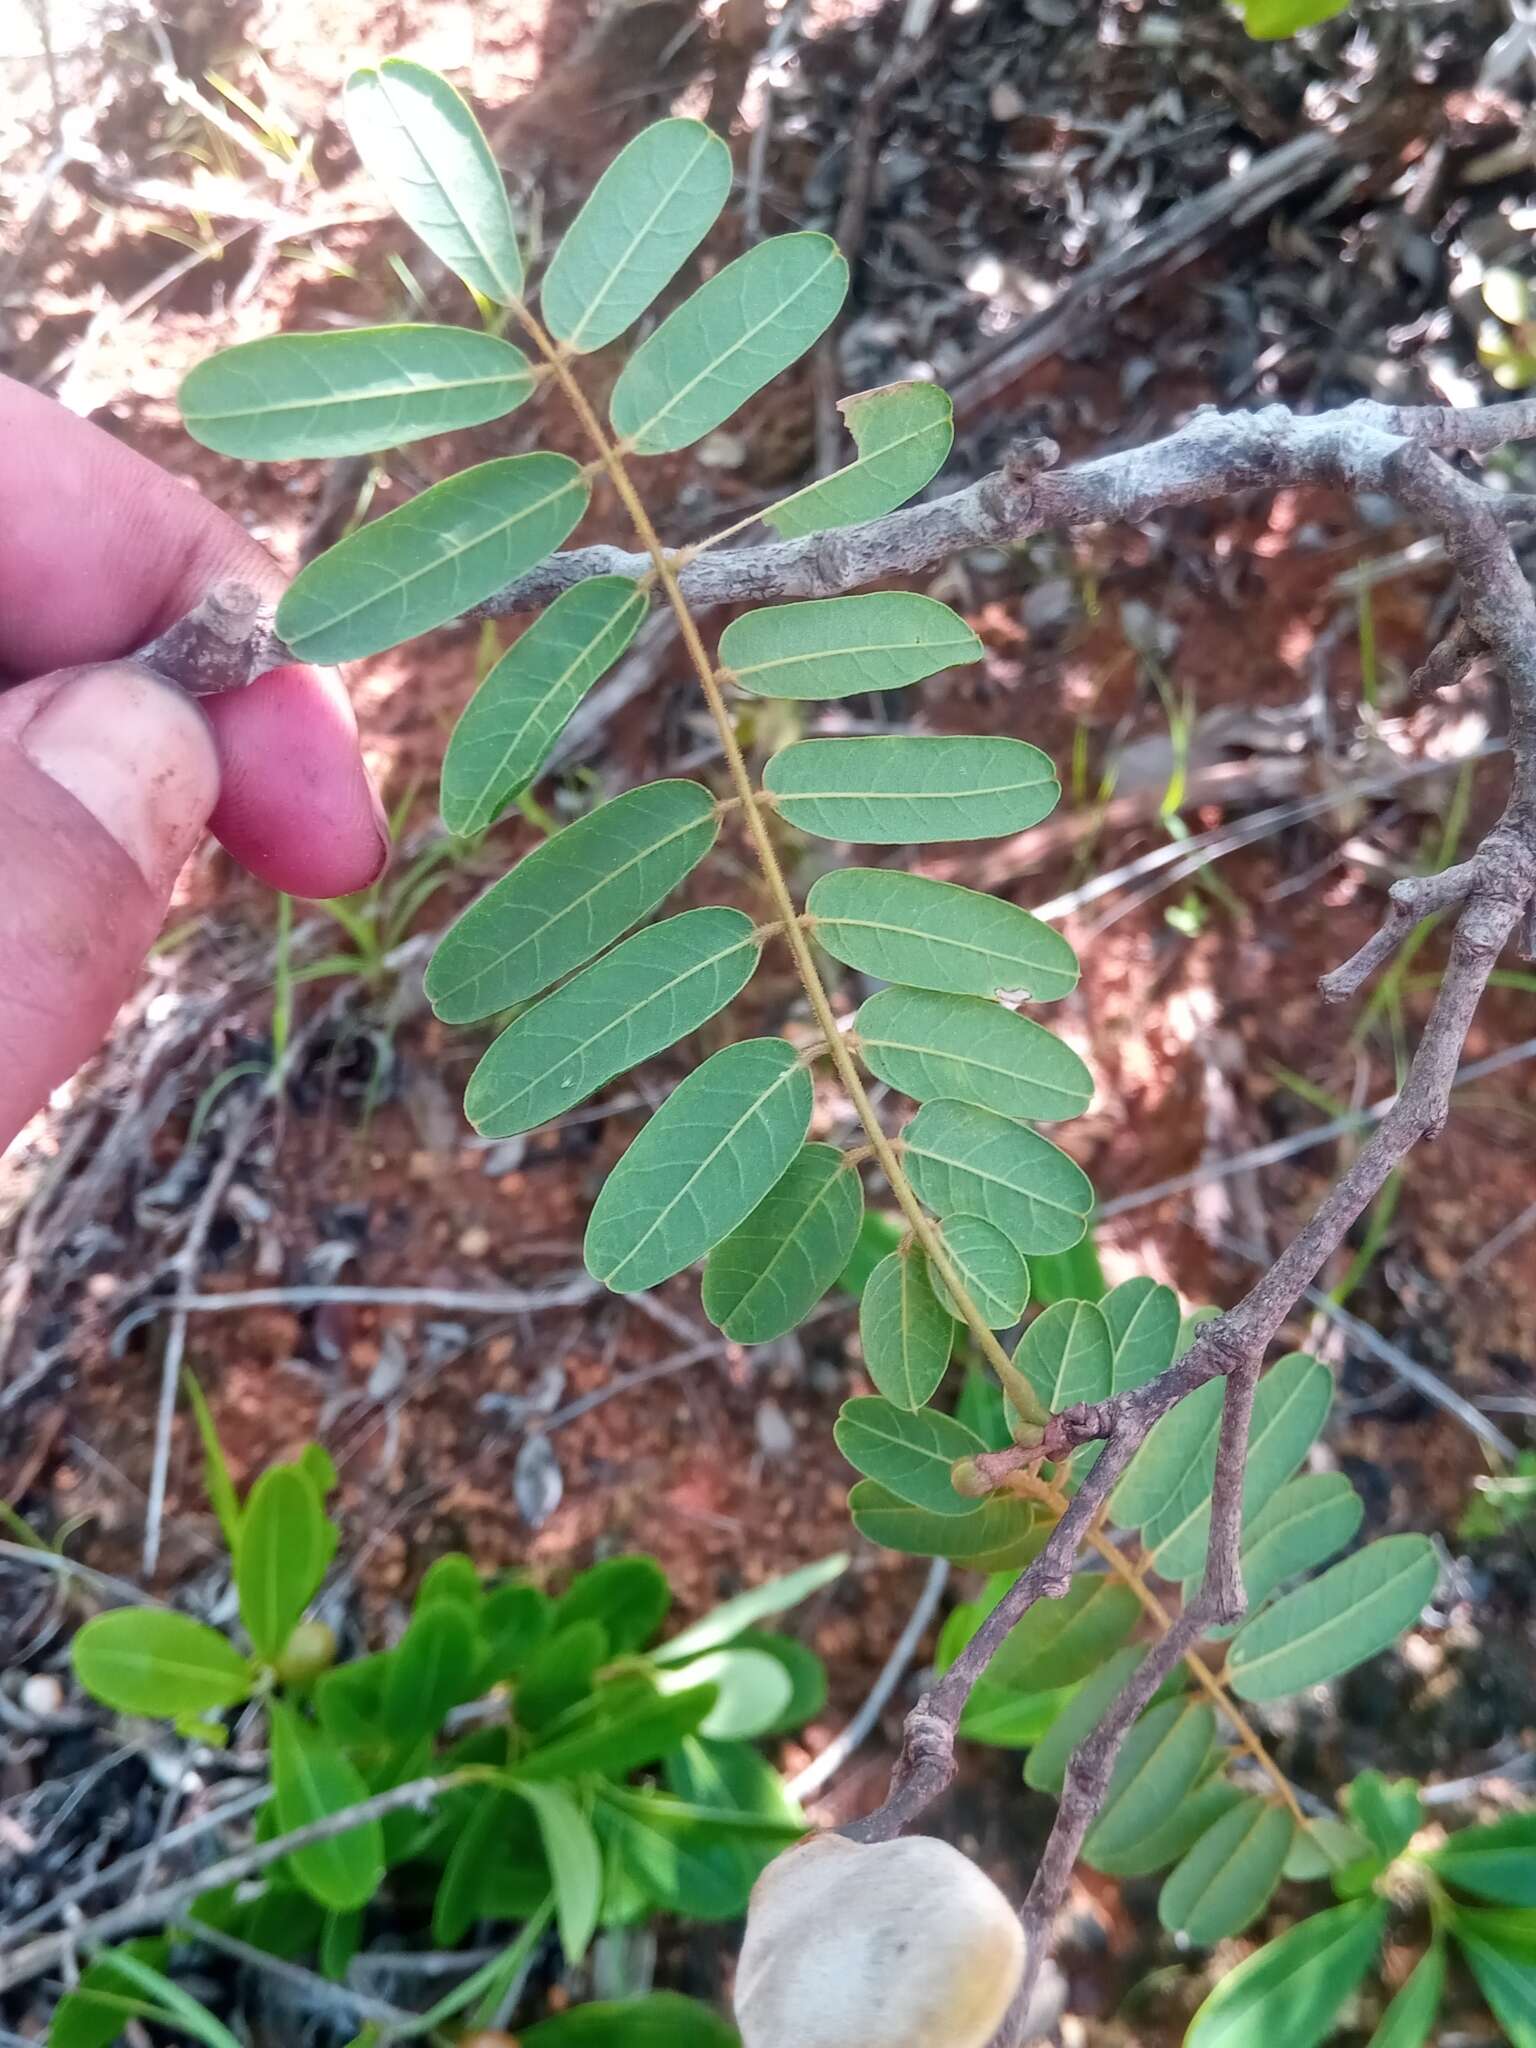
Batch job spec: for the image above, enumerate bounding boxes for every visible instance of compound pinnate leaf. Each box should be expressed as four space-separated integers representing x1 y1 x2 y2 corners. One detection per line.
1101 1276 1180 1392
855 987 1092 1123
268 1698 384 1912
1013 1299 1113 1410
808 870 1078 1002
1364 1945 1445 2048
585 1038 812 1291
902 1099 1094 1256
764 735 1058 844
1427 1814 1536 1906
442 576 647 835
834 1395 984 1516
542 118 731 354
719 592 979 701
426 780 718 1023
654 1554 848 1665
1110 1374 1225 1542
701 1143 862 1342
72 1610 252 1719
847 1479 1042 1565
466 908 758 1138
277 454 588 664
609 232 847 453
1151 1351 1333 1580
236 1464 329 1663
1023 1644 1147 1794
764 381 954 539
989 1576 1141 1690
1220 1470 1364 1619
1158 1798 1295 1944
345 60 523 303
1083 1699 1217 1867
1185 1898 1388 2048
859 1248 954 1411
929 1216 1030 1328
180 326 534 460
1227 1534 1440 1703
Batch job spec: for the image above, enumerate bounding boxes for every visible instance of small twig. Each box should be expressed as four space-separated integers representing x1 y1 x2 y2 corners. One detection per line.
1319 860 1479 1003
1201 1358 1261 1627
157 1276 601 1317
794 1557 949 1803
1411 615 1485 697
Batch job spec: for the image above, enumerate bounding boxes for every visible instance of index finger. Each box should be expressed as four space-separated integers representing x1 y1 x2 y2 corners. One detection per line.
0 375 387 898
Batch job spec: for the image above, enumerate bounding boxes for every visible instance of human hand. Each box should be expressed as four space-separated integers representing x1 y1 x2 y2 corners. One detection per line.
0 374 388 1151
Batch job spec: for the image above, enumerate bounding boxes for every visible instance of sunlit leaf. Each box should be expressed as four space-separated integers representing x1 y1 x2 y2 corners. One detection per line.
610 232 847 453
1101 1276 1180 1393
1151 1351 1333 1580
1185 1899 1388 2048
929 1215 1030 1328
514 1781 602 1962
466 908 757 1136
442 577 647 835
236 1464 329 1664
764 381 954 539
847 1479 1044 1566
702 1143 863 1342
859 1247 954 1410
1023 1644 1147 1794
1158 1797 1295 1943
268 1698 384 1911
542 118 731 353
654 1554 848 1664
902 1099 1093 1255
427 780 719 1023
658 1649 794 1741
856 987 1091 1124
719 592 979 701
1082 1699 1217 1867
809 869 1078 1001
765 735 1058 844
1227 1535 1440 1702
181 326 534 460
346 59 523 302
1241 0 1351 39
1014 1299 1113 1410
835 1396 984 1516
585 1038 813 1290
72 1610 252 1720
987 1576 1141 1691
277 454 588 664
1364 1944 1445 2048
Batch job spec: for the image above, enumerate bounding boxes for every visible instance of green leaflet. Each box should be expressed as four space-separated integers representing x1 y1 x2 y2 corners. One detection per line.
1110 1375 1226 1544
1198 1471 1364 1627
1185 1899 1388 2048
1364 1945 1445 2048
609 232 847 453
1150 1351 1333 1580
236 1464 329 1663
513 1782 602 1964
426 780 718 1024
465 908 758 1137
542 119 731 354
654 1554 848 1664
808 869 1078 1002
1284 1816 1376 1881
701 1143 863 1342
764 735 1058 844
381 1602 479 1738
1428 1813 1536 1906
180 326 534 460
518 1993 737 2048
658 1649 793 1741
986 1576 1141 1691
345 60 523 303
902 1099 1094 1256
859 1247 954 1411
556 1556 670 1652
585 1038 813 1291
855 987 1092 1123
1454 1918 1536 2048
1242 0 1351 37
1157 1797 1295 1944
1082 1699 1217 1867
929 1216 1030 1328
847 1480 1043 1565
71 1610 252 1720
268 1699 385 1912
764 381 954 539
277 454 588 664
1101 1276 1180 1392
1023 1645 1147 1793
1226 1535 1440 1702
834 1396 985 1517
1346 1772 1422 1862
719 592 980 701
1088 1777 1246 1881
442 577 647 834
1013 1299 1113 1410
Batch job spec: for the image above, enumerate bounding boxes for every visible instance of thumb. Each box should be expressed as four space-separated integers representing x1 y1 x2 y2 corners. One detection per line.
0 661 219 1152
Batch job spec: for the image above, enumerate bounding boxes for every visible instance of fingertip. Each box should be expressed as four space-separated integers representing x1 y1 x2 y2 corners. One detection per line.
205 663 390 898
